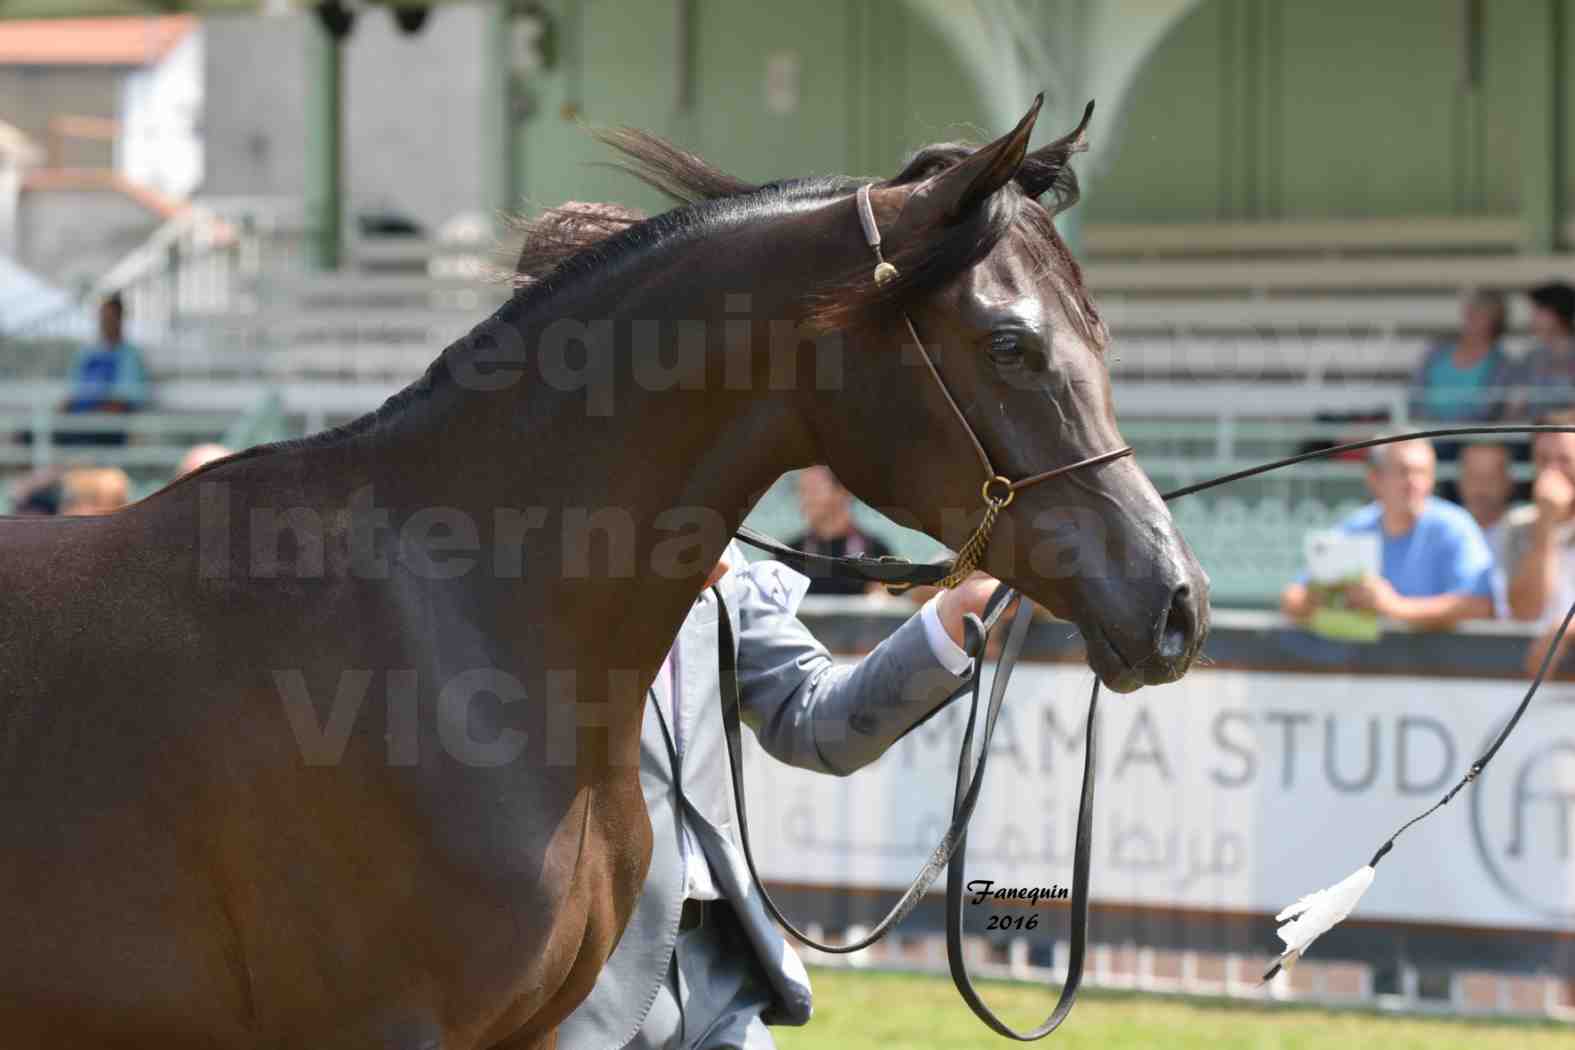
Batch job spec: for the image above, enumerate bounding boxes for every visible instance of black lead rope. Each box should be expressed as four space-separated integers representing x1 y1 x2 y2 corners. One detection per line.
1160 423 1575 501
718 423 1575 1039
1256 594 1575 982
1374 597 1575 853
944 638 1101 1040
714 580 1029 953
716 579 1099 1038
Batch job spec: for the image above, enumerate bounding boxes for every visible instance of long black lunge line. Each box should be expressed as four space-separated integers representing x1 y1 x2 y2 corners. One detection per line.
714 580 1032 954
722 423 1575 1039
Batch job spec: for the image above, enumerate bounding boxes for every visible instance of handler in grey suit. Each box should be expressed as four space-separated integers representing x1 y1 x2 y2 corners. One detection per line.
557 540 996 1050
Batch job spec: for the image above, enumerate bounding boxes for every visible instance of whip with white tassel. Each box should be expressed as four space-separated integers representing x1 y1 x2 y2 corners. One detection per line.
1263 600 1575 982
1264 851 1381 980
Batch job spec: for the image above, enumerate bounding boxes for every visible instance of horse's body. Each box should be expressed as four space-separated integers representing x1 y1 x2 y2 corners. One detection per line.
0 100 1207 1047
0 446 638 1048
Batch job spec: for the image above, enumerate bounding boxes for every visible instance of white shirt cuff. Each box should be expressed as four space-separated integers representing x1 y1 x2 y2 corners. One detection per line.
920 593 975 678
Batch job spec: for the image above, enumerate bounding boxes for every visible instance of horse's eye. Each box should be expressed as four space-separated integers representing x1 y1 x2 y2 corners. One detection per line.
988 330 1025 365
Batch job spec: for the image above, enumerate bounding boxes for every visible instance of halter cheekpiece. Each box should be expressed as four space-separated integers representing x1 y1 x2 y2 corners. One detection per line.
856 183 901 286
853 182 1135 587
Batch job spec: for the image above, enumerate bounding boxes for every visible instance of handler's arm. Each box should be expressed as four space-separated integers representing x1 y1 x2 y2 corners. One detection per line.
730 561 974 776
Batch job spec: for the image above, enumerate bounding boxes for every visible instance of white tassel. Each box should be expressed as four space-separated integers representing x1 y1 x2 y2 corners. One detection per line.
1263 864 1375 981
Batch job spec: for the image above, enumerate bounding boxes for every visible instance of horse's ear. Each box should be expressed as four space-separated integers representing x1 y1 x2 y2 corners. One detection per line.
910 93 1042 224
1015 100 1094 210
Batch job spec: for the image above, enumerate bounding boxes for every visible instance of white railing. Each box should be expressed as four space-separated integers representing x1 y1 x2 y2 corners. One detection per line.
2 410 222 474
0 398 287 475
4 197 314 351
109 197 311 347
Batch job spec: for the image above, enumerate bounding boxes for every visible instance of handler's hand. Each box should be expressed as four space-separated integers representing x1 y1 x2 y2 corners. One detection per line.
937 571 1019 650
701 558 730 592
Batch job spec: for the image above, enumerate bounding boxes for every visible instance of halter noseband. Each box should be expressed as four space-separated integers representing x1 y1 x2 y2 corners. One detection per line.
855 183 1135 588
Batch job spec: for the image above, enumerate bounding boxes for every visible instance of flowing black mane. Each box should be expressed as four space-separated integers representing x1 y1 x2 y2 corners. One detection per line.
513 127 1103 341
180 125 1103 479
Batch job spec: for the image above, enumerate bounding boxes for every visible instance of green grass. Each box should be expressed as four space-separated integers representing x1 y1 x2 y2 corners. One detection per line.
774 968 1573 1050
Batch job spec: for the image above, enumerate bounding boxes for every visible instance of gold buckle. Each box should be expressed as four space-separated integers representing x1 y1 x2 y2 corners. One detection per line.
982 476 1015 507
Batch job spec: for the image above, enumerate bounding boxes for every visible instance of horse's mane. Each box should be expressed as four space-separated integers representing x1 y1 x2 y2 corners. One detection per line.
509 128 1104 344
511 200 650 292
172 126 1101 478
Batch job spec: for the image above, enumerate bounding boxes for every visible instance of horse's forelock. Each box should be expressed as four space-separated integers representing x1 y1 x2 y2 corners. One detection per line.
1016 201 1107 350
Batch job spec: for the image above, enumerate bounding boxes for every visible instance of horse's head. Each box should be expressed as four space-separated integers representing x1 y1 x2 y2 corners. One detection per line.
508 110 1205 691
809 97 1208 692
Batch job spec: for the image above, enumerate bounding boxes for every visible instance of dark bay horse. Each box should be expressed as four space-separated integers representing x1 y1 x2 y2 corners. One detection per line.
0 98 1206 1048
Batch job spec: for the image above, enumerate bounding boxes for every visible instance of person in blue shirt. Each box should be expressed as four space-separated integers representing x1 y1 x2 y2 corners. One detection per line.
55 293 151 448
63 293 150 415
1280 437 1496 630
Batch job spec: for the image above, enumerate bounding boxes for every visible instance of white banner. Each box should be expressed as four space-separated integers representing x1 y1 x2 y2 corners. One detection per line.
741 662 1575 932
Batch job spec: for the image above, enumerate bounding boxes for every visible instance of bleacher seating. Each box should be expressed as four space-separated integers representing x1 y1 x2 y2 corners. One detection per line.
145 230 508 383
1083 215 1571 259
10 215 1559 604
0 396 292 511
1084 245 1565 391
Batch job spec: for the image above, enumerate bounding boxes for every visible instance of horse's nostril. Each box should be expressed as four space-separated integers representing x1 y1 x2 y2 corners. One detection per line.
1157 584 1195 663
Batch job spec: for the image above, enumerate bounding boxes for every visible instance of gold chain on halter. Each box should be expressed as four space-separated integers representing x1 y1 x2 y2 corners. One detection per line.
934 476 1016 589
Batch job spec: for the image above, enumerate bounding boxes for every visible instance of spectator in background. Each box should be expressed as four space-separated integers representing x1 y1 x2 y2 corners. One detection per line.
1503 414 1575 677
59 467 130 515
64 294 150 414
59 294 151 447
786 465 893 596
1505 282 1575 421
1457 442 1516 565
177 442 231 477
7 467 66 516
1503 414 1575 628
1280 438 1495 630
1408 290 1512 425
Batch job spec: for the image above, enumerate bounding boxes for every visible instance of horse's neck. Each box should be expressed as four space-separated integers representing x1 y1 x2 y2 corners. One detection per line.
360 207 843 683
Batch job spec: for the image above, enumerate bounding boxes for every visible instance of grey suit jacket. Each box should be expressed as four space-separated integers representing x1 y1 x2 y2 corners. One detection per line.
557 544 971 1049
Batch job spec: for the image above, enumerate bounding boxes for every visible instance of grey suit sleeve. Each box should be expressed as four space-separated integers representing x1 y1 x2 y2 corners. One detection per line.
729 560 971 776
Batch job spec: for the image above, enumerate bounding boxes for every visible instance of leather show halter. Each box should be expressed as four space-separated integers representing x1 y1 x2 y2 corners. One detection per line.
738 183 1132 593
855 182 1134 589
717 179 1575 1041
